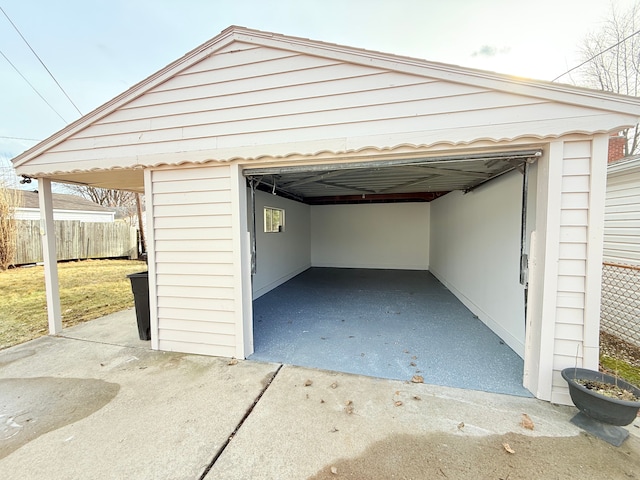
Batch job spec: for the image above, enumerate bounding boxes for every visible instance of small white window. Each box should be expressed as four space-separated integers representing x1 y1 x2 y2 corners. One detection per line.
264 206 285 233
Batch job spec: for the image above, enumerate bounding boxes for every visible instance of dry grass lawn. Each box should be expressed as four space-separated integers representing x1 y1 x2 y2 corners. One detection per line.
0 259 146 350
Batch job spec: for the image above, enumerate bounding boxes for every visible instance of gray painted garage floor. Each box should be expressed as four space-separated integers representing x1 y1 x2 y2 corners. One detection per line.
250 268 532 397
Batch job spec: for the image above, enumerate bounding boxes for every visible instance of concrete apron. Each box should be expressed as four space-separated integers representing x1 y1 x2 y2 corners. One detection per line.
1 312 639 479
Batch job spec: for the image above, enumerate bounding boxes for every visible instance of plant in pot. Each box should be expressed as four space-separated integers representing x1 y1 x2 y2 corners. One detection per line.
561 367 640 446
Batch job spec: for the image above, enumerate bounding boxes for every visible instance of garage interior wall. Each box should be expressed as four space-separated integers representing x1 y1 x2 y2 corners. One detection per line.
252 189 311 299
252 195 431 299
311 203 430 270
430 169 533 358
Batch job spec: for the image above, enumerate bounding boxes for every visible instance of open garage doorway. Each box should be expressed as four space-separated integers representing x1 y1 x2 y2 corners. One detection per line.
244 149 539 397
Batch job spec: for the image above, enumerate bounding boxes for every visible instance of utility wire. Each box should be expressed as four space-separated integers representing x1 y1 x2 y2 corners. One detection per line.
0 48 68 123
0 5 82 116
0 135 40 141
552 27 640 82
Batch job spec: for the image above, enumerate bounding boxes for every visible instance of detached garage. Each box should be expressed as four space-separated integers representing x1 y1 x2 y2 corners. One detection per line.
12 26 640 404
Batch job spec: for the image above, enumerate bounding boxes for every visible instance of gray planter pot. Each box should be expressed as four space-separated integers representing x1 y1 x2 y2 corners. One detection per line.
561 367 640 426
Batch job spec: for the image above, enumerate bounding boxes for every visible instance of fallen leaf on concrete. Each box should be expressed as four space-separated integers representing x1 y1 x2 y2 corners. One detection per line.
502 443 515 454
331 466 338 475
330 382 338 389
411 375 424 383
457 422 465 430
227 358 238 366
395 401 403 407
521 413 534 430
345 400 354 414
304 379 313 387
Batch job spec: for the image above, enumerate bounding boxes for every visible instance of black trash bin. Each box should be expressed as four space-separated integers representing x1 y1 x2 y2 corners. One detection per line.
128 271 150 340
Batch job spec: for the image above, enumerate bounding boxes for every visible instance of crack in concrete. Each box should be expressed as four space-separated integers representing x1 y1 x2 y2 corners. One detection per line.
198 364 283 480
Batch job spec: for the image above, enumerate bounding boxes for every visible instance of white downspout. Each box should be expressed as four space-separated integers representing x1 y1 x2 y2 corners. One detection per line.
38 178 62 334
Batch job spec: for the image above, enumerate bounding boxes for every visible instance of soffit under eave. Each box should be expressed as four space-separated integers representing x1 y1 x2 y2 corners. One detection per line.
25 169 146 194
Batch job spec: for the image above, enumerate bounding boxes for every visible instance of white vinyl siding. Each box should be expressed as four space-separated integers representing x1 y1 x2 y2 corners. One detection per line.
548 139 606 405
21 42 631 174
149 164 241 357
604 162 640 265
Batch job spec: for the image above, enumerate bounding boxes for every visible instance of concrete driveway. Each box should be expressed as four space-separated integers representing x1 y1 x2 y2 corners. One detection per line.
1 310 639 479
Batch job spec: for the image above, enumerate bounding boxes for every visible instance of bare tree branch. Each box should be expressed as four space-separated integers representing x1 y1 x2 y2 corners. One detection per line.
577 1 640 154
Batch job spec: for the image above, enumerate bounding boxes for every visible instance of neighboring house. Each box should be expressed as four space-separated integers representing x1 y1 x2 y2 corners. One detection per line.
601 152 640 347
603 154 640 266
11 26 640 405
14 189 116 223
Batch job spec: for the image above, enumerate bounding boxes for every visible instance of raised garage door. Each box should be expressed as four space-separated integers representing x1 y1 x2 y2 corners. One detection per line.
243 149 541 204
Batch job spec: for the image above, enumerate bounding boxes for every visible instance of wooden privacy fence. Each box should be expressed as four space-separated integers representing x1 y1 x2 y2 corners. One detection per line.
14 220 138 265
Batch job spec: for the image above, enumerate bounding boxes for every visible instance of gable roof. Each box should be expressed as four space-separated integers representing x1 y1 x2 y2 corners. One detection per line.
15 189 115 213
12 26 640 184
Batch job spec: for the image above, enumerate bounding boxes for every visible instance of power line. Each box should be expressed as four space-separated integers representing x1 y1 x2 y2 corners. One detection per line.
552 27 640 82
0 48 68 123
0 5 82 116
0 135 40 141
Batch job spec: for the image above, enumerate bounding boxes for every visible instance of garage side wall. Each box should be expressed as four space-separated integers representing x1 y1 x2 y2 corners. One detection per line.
551 138 607 404
147 164 243 357
252 190 311 299
429 170 526 357
525 137 607 404
310 203 430 270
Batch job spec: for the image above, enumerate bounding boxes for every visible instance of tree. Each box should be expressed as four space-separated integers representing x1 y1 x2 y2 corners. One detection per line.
0 181 21 270
577 1 640 155
66 185 137 218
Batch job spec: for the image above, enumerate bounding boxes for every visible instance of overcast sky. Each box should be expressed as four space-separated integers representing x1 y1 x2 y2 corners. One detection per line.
1 0 637 180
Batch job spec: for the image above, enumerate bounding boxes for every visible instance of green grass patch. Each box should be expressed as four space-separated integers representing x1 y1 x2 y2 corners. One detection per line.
0 259 146 350
600 356 640 389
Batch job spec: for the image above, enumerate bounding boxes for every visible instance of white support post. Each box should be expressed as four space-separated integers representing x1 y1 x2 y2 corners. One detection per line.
231 163 254 358
523 141 563 400
583 134 608 369
38 178 62 334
